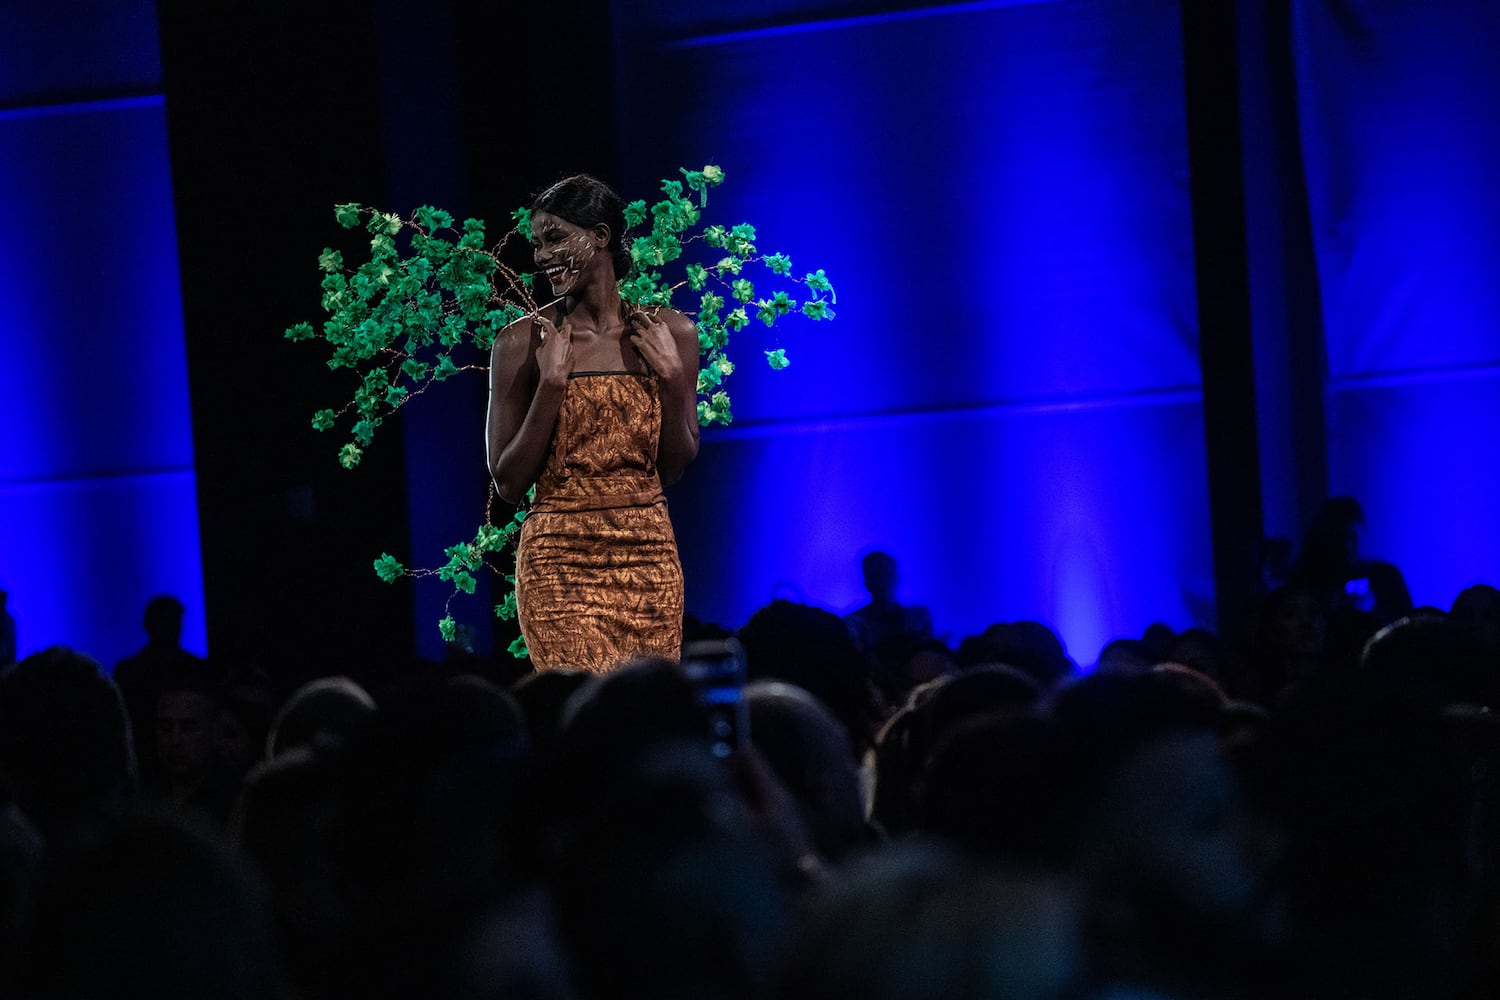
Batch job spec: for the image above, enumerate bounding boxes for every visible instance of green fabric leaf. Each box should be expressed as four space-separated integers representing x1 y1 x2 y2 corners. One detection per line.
801 299 835 321
439 616 457 643
415 233 452 263
366 212 402 236
697 390 733 427
334 203 363 228
511 206 532 239
459 218 486 249
352 418 380 446
727 223 757 258
475 523 507 552
804 268 836 301
373 552 405 583
697 292 725 321
311 408 337 431
285 322 316 342
765 348 790 370
439 314 467 347
414 205 453 233
338 443 363 469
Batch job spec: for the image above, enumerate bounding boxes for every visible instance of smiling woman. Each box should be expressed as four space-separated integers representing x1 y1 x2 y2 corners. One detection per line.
287 164 834 665
487 175 701 672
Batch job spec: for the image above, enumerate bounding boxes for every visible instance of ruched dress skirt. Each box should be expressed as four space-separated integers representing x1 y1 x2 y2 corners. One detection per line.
515 371 684 673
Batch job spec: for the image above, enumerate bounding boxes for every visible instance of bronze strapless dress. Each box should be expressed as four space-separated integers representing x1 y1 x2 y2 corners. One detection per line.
515 371 684 673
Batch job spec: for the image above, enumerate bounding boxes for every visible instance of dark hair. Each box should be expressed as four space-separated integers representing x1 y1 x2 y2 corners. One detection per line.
531 173 632 279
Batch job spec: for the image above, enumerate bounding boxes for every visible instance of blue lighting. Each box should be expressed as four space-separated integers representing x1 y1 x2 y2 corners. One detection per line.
1297 0 1500 611
0 91 205 666
627 0 1210 661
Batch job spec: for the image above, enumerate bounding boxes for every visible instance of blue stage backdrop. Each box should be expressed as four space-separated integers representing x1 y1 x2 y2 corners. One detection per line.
9 0 1496 671
0 1 206 667
613 0 1214 663
1295 0 1500 610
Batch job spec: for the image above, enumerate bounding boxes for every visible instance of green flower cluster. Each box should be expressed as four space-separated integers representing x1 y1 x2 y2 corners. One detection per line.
288 166 834 653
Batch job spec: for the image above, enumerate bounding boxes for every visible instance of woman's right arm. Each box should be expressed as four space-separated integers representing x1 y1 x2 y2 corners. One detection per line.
487 315 571 504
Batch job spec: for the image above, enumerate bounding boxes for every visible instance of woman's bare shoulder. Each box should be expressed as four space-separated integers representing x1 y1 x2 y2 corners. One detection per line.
656 307 697 335
493 308 545 364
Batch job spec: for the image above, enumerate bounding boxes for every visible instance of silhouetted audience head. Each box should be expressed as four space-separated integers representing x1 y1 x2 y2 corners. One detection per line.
774 843 1081 1000
920 712 1073 862
1048 671 1290 996
0 647 135 841
13 813 282 999
926 665 1041 736
235 747 348 990
745 680 869 863
265 675 376 760
556 657 717 772
861 550 899 599
329 674 535 1000
1165 625 1224 680
510 667 591 759
959 621 1075 689
1452 583 1500 661
739 600 881 757
1360 614 1490 707
1140 622 1176 663
143 594 187 648
1264 682 1476 998
1094 637 1154 676
870 667 1041 838
558 741 786 1000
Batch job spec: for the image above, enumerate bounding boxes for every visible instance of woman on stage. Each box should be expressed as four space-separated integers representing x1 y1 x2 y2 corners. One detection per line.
486 175 700 672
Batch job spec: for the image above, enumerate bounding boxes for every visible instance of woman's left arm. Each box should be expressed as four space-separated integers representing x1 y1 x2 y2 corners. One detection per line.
629 308 700 485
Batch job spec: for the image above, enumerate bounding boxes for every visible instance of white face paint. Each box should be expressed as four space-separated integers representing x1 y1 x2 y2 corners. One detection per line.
530 210 600 296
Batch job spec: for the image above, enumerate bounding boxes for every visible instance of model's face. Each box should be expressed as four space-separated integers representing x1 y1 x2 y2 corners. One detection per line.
530 210 600 295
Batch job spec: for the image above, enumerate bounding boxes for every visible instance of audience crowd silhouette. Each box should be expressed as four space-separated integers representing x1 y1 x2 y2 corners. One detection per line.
1 497 1498 999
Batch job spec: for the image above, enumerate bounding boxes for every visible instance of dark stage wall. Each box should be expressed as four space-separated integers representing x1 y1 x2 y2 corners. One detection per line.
2 0 1497 673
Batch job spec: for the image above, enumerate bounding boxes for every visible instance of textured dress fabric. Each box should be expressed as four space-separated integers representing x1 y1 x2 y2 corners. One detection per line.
515 370 684 673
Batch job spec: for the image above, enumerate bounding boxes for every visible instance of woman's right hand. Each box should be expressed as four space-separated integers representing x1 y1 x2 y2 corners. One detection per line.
534 313 573 387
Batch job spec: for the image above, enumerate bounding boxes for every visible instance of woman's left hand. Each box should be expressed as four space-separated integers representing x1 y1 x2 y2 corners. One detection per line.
627 309 686 384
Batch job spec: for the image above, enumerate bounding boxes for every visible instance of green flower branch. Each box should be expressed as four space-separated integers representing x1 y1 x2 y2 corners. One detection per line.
286 165 835 654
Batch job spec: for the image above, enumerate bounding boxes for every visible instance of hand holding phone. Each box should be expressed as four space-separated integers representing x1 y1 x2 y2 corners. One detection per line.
681 638 748 760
